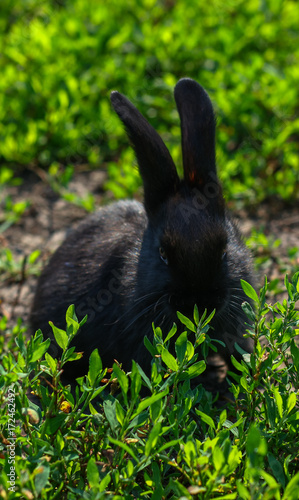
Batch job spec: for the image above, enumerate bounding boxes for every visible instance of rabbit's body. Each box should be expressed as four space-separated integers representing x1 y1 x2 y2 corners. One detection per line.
31 78 255 384
31 200 149 377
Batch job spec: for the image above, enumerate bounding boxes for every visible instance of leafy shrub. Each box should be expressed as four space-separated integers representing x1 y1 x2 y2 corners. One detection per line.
0 273 298 498
0 0 298 205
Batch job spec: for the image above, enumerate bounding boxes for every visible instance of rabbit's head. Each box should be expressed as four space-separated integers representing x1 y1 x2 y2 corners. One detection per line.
111 79 252 323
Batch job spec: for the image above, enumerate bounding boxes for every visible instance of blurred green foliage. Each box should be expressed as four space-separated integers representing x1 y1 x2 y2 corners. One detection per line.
0 0 298 204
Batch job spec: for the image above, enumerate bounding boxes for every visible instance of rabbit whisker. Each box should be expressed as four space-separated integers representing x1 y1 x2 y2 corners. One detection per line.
120 292 170 333
105 290 161 327
153 293 169 313
121 303 156 332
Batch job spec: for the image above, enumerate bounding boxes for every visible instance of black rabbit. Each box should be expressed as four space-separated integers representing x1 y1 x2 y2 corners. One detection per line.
30 78 255 386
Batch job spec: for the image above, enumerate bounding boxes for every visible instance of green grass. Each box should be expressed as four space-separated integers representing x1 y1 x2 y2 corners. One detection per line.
0 249 41 284
0 274 299 499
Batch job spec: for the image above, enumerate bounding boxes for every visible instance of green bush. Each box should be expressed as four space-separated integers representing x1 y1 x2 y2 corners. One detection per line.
0 273 298 498
0 0 298 204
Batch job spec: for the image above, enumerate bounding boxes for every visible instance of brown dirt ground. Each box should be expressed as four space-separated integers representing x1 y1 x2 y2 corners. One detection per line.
1 170 299 333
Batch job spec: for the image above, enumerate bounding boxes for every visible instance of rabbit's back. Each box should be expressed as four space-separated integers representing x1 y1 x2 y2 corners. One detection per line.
31 200 148 375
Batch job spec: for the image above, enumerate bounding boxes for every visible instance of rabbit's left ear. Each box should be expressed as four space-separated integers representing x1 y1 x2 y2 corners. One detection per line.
111 91 180 215
174 78 217 187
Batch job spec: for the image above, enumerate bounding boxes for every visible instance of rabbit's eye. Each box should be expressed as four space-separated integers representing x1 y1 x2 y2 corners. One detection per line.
159 246 168 265
222 251 227 260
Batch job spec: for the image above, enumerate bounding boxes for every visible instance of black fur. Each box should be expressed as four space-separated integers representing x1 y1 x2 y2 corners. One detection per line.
30 79 255 384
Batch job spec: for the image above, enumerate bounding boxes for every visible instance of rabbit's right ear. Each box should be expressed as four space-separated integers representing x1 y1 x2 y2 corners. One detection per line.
174 78 217 188
111 91 180 215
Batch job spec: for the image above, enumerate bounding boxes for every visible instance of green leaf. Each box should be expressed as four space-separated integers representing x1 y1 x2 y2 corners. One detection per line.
164 323 177 343
45 414 67 435
177 311 196 332
286 392 297 414
151 362 163 386
230 355 249 375
103 399 119 434
150 397 164 423
282 472 299 500
284 454 292 482
151 462 162 495
65 318 80 338
66 304 77 323
113 362 129 400
219 409 227 427
99 472 111 492
88 349 103 385
213 445 225 471
258 469 280 493
65 304 86 338
273 387 283 419
145 422 161 456
193 304 199 325
157 438 181 454
271 318 283 339
268 453 285 488
195 333 206 347
284 274 294 300
183 440 197 467
108 435 138 463
126 460 134 478
34 463 50 495
136 363 151 390
227 446 242 471
160 347 178 371
64 346 82 363
290 340 299 370
153 326 163 340
212 493 238 499
185 340 195 361
236 481 250 500
246 425 267 458
175 331 187 364
144 335 157 357
49 322 68 351
87 457 100 488
186 360 206 379
132 389 169 419
201 309 216 328
115 399 125 425
45 352 57 373
241 279 259 303
240 376 249 393
28 249 41 264
79 315 88 328
195 409 216 429
264 393 277 428
241 301 256 322
130 361 142 400
29 339 51 363
127 412 148 431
